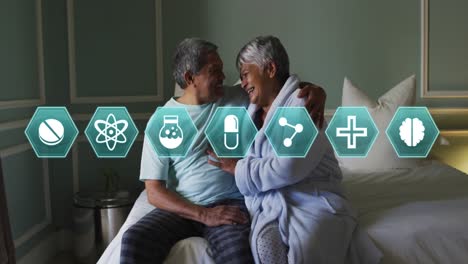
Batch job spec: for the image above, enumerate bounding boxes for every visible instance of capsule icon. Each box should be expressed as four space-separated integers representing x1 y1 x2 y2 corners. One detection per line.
224 115 239 150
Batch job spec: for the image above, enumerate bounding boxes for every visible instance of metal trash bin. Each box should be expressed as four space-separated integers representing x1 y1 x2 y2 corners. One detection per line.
73 191 134 264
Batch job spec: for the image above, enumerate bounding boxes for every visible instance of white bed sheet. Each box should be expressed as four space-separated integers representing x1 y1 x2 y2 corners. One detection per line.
98 161 468 264
343 161 468 264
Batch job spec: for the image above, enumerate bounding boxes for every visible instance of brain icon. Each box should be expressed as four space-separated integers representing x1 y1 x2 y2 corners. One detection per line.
399 117 425 147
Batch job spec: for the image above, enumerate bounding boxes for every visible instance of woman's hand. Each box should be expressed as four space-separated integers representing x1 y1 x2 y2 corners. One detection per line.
298 82 326 129
207 149 239 175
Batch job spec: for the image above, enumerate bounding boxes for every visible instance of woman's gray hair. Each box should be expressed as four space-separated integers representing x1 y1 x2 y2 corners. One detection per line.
173 38 218 89
236 35 290 84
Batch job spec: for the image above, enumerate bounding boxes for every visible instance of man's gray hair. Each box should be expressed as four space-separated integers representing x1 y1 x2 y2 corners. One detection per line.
173 38 218 89
236 35 290 84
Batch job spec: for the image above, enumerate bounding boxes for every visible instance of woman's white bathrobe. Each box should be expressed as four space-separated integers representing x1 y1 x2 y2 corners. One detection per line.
235 75 357 264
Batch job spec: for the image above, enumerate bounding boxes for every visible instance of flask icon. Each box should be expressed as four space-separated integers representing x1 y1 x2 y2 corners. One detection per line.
159 115 183 149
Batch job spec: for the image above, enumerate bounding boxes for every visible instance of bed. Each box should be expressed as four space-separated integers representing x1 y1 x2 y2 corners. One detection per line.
97 160 468 264
98 77 468 263
343 161 468 264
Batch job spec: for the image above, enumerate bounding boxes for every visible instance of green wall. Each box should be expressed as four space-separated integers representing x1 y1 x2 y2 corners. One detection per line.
1 0 467 261
0 0 53 260
162 0 467 108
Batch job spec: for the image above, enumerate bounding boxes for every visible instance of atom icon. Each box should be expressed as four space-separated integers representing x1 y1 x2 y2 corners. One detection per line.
94 113 128 151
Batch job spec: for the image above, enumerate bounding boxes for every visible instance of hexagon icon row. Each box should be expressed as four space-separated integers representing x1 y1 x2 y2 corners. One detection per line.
145 107 258 158
27 106 438 159
145 107 319 159
25 107 139 158
204 107 318 158
326 107 439 158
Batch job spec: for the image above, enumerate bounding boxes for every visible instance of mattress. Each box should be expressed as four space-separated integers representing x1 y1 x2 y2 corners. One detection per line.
343 161 468 264
98 161 468 264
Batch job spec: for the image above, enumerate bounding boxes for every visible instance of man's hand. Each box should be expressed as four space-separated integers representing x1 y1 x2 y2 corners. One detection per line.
298 82 326 129
200 205 249 227
206 149 239 175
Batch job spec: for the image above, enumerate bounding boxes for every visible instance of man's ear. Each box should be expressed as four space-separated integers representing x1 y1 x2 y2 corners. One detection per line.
184 71 194 86
266 61 277 79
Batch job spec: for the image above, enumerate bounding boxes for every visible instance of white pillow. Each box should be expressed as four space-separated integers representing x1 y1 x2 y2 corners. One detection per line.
338 75 423 171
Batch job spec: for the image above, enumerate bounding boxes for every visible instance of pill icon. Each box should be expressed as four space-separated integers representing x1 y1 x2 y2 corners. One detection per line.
224 115 239 150
38 119 64 146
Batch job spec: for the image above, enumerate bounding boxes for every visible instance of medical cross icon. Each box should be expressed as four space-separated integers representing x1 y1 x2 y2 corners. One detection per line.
326 107 378 157
336 116 367 149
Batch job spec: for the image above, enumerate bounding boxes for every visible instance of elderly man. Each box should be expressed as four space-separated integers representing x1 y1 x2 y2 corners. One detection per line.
120 38 326 264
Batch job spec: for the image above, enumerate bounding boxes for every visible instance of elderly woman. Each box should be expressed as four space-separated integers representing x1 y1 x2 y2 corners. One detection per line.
208 36 357 264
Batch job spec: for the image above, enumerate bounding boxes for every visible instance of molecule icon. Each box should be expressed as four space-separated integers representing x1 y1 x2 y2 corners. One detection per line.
265 107 317 157
278 117 303 147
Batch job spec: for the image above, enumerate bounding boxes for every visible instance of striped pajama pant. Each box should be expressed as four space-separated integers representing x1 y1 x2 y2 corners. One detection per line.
120 199 254 264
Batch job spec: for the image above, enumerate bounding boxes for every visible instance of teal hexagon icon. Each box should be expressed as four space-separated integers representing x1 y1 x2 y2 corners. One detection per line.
205 107 257 158
85 107 138 158
145 107 198 157
265 107 317 157
326 107 379 157
25 106 79 158
386 107 439 158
